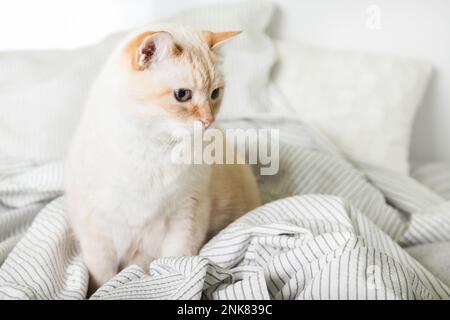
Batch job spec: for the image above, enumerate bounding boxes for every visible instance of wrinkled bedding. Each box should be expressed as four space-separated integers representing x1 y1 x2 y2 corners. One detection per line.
0 117 449 299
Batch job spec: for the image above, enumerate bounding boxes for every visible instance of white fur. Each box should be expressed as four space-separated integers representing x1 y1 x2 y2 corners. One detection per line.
65 26 260 291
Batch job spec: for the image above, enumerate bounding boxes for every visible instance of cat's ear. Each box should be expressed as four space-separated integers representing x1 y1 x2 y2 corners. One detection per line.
127 31 179 71
203 31 242 49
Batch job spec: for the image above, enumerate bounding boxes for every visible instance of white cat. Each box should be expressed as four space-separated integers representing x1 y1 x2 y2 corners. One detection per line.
65 25 261 292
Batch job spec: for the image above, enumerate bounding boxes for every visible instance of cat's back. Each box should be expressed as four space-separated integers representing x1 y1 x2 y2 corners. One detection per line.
208 164 261 236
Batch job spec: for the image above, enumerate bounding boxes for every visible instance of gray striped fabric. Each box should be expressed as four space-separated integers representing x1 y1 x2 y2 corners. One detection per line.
0 117 449 300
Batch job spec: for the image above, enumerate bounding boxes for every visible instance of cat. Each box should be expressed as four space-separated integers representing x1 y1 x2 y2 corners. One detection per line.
65 25 261 292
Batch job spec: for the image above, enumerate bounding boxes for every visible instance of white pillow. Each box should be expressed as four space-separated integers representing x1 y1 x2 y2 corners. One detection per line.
0 0 275 163
166 0 276 119
0 37 121 164
272 41 432 173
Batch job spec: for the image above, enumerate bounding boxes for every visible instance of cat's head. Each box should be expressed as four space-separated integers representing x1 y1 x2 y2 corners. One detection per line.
118 26 240 130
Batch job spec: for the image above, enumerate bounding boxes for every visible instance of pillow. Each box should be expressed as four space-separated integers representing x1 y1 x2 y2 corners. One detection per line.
166 0 276 119
0 0 275 163
0 36 121 164
272 41 432 174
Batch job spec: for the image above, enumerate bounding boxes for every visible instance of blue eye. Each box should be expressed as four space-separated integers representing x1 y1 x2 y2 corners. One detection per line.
174 89 192 102
211 88 220 100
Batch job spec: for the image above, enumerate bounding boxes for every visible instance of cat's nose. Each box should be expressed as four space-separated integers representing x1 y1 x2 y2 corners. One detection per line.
200 116 214 129
196 105 214 128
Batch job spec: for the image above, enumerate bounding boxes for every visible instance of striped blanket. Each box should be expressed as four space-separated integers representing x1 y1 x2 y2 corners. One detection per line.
0 117 449 300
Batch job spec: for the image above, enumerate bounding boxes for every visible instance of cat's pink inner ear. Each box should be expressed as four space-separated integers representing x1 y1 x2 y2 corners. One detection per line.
203 31 242 49
127 31 176 71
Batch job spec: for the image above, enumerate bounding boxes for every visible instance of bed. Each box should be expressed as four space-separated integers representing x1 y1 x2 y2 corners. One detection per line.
0 0 449 300
0 117 449 299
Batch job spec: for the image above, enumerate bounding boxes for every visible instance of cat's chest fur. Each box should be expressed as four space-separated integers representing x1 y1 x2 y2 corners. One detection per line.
98 139 209 226
79 132 211 258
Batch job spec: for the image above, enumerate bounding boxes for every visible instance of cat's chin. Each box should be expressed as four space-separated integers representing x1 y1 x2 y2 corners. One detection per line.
166 118 203 131
150 117 192 135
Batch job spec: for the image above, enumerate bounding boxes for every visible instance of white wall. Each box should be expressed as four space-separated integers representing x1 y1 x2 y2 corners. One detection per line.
0 0 217 50
0 0 449 161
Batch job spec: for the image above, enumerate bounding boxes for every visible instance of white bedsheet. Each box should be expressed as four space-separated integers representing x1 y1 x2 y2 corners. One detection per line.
0 117 449 299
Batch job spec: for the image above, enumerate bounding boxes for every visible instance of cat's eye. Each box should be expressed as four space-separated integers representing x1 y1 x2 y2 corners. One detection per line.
211 88 221 100
174 89 192 102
